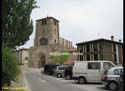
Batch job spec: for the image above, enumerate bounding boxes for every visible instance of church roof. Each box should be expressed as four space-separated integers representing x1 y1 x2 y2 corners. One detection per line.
36 16 59 22
67 48 77 52
63 60 74 65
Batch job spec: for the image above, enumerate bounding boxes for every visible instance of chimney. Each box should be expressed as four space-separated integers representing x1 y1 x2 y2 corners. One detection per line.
119 39 121 42
111 36 114 41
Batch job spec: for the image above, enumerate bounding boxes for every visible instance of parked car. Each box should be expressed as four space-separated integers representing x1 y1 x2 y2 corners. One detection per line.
102 66 123 90
72 60 116 84
43 64 60 75
54 65 66 78
64 66 73 80
119 74 123 90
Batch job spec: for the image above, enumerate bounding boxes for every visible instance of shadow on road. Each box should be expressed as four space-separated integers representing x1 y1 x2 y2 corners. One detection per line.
97 86 110 91
70 81 102 85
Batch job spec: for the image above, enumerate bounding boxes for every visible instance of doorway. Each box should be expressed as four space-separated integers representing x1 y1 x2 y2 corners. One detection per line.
38 53 46 68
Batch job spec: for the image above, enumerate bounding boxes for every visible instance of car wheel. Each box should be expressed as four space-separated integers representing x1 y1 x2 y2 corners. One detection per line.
108 82 117 90
57 73 62 78
105 85 109 89
78 77 86 84
66 75 71 80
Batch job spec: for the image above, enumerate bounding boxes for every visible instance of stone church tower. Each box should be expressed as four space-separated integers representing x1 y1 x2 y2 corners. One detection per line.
34 17 60 46
28 16 73 68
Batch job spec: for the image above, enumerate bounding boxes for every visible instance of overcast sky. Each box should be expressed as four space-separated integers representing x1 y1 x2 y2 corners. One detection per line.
19 0 123 48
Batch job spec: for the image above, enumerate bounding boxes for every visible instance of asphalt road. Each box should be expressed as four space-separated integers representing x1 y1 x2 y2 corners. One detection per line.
23 67 122 91
23 68 86 91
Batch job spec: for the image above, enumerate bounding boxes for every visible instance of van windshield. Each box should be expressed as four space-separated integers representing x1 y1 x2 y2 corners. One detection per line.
103 62 114 70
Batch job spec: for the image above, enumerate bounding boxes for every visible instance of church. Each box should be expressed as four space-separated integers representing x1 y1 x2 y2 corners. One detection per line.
28 16 74 68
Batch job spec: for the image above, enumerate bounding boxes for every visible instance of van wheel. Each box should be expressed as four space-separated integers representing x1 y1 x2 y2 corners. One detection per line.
66 75 71 80
78 77 86 84
57 73 62 78
108 82 117 90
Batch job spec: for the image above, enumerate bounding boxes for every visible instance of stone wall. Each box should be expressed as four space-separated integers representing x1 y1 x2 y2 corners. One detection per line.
28 44 70 68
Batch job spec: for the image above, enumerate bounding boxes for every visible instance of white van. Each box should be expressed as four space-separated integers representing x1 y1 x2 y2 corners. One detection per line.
72 60 116 84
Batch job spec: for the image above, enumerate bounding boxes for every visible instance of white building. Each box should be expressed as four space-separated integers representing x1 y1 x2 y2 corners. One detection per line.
16 48 29 66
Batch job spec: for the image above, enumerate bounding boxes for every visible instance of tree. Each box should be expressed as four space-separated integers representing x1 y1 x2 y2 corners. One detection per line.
2 47 20 86
2 0 37 48
50 54 69 64
2 0 38 86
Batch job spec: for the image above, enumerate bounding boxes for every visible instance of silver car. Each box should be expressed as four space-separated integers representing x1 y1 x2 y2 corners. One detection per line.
54 65 66 78
102 66 123 90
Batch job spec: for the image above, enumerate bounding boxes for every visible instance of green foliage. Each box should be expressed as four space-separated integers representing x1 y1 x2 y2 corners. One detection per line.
2 0 38 87
50 54 69 64
2 0 37 48
2 47 21 86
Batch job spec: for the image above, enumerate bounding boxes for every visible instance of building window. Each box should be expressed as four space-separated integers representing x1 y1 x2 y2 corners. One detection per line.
79 49 83 61
25 57 28 60
114 53 117 64
80 49 83 53
113 44 116 52
86 44 90 52
54 29 56 34
87 54 90 60
40 38 48 45
42 20 46 25
80 55 83 61
83 45 85 53
93 43 98 51
54 40 56 43
94 54 98 60
54 20 56 25
42 29 44 35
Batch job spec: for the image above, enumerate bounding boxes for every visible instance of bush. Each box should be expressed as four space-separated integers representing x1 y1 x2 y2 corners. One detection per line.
2 47 20 86
50 54 69 64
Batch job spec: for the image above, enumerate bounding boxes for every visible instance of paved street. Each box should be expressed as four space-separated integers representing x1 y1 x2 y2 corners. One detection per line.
22 67 121 91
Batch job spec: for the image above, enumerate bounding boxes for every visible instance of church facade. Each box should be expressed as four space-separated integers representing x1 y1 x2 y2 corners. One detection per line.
28 17 74 68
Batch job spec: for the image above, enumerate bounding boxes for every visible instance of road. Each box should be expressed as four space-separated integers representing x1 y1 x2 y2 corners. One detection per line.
22 67 121 91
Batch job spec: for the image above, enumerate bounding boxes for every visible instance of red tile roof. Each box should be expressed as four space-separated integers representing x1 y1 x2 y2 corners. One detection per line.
36 16 59 22
67 48 77 52
63 60 74 65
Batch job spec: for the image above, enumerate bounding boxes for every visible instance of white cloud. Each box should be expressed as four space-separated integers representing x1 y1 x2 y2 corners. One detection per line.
19 0 123 48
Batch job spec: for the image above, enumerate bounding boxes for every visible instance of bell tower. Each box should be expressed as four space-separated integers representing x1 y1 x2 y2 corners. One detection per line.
34 17 60 46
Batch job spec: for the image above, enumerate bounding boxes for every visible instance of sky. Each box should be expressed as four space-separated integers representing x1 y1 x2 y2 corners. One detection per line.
19 0 123 48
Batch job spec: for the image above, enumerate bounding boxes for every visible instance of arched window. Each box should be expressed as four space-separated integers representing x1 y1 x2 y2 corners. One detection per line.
54 40 56 43
25 57 28 60
40 38 48 45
